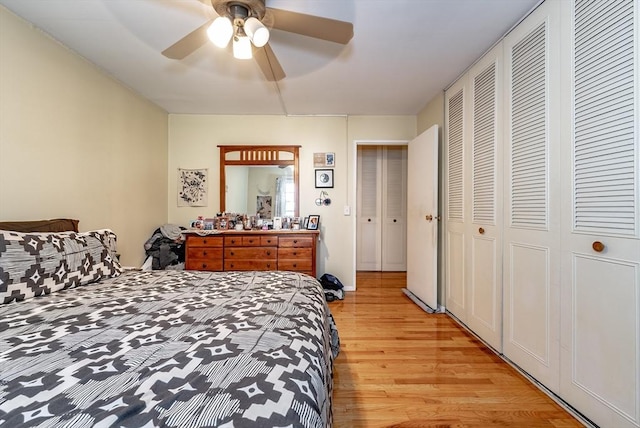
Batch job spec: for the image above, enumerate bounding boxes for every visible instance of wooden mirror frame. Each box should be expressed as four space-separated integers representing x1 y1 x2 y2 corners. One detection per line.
219 145 300 216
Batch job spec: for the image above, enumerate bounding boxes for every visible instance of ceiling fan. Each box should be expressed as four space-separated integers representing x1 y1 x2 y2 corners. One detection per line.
162 0 354 82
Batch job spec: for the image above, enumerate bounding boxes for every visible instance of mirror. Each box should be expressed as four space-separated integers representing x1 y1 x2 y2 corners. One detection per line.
219 145 300 218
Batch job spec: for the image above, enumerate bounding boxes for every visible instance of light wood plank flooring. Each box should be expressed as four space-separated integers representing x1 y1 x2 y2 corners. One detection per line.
329 271 583 428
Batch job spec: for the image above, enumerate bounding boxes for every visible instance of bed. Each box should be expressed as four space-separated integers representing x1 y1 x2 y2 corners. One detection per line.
0 225 339 427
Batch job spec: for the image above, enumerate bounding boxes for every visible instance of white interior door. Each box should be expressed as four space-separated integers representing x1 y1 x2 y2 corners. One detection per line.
559 1 640 426
464 44 503 352
406 125 439 311
357 147 382 270
502 0 562 393
445 81 467 321
382 146 407 271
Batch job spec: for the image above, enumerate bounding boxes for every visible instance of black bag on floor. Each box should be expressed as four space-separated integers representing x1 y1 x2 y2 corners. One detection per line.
319 273 344 291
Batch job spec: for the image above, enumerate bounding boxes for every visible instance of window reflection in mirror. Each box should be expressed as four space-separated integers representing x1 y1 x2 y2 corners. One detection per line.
225 166 295 219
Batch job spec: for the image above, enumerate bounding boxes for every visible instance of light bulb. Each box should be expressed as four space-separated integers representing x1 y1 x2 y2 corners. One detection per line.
244 17 269 47
207 16 233 48
233 36 252 59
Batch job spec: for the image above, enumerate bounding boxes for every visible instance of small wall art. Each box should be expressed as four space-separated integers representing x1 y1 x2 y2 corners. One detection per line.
315 169 334 188
178 168 208 207
313 152 335 168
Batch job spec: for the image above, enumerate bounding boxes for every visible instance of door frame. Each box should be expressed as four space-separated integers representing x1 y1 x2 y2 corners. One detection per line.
351 139 409 290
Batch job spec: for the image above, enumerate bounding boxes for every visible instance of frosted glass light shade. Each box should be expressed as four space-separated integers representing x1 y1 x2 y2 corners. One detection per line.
207 17 233 48
244 17 269 47
233 36 252 59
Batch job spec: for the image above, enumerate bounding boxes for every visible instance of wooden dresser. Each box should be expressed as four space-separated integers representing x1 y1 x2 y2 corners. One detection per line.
185 230 319 277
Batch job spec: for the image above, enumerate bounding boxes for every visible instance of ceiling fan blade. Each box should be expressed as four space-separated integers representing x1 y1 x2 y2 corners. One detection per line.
162 19 212 59
253 43 286 81
268 8 353 45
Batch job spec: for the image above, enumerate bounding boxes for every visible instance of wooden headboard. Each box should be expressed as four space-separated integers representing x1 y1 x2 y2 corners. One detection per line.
0 219 79 233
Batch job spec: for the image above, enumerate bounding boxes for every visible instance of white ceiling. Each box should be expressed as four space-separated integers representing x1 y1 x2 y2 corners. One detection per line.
0 0 540 116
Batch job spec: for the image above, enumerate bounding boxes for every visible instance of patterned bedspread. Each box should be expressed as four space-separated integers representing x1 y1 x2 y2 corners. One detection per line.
0 270 339 427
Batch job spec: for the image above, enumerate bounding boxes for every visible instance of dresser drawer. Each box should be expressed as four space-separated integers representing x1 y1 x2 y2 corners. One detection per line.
187 236 223 247
225 236 272 247
278 259 312 272
186 258 223 271
187 247 223 260
279 236 313 248
225 247 277 259
278 247 312 259
225 260 276 271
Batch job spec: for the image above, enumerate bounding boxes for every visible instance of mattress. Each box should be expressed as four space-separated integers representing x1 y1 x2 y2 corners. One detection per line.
0 269 339 427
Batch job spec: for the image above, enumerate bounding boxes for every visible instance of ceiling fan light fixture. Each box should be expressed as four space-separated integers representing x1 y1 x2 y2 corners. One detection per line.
244 17 269 48
207 16 233 48
233 34 252 60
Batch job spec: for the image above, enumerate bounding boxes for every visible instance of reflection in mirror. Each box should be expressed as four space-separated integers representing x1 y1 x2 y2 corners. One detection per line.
219 145 300 217
226 166 295 219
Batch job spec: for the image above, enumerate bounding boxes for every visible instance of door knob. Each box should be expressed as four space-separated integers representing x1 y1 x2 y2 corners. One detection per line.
592 241 605 252
479 227 485 234
425 215 433 221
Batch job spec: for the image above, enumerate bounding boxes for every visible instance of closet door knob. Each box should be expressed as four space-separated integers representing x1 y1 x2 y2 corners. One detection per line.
368 219 372 222
592 241 605 252
479 227 485 235
393 219 397 223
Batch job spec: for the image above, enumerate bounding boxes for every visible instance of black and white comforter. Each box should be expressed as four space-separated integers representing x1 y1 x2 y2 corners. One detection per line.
0 270 339 427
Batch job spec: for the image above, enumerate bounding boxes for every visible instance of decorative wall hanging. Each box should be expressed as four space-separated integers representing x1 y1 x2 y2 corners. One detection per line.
315 169 334 188
178 168 208 207
313 152 335 168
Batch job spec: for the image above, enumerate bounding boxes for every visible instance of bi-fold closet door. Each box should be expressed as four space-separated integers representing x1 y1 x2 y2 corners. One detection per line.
502 0 562 394
558 0 639 426
356 146 407 271
445 43 503 351
445 0 640 426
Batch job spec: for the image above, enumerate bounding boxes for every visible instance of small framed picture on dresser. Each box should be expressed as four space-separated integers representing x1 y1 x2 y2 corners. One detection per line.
307 215 320 230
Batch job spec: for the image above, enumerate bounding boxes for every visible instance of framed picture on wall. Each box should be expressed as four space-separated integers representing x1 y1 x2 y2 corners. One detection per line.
315 169 334 188
307 215 320 230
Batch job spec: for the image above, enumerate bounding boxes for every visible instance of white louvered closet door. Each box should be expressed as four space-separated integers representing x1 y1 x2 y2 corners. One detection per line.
559 0 640 427
464 44 503 352
357 146 382 271
382 146 407 271
502 0 562 393
445 79 467 321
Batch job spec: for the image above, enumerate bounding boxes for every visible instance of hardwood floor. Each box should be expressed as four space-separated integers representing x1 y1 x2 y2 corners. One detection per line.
329 271 583 428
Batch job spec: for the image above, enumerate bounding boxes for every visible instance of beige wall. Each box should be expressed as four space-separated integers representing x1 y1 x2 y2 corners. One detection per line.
0 7 168 266
168 114 415 287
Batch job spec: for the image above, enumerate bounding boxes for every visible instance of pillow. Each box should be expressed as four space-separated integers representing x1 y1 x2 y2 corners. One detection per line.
0 229 122 304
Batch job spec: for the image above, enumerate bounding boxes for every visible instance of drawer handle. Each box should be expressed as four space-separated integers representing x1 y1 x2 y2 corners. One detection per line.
479 227 485 235
267 251 271 256
203 251 207 256
249 239 254 244
201 263 207 269
293 240 298 244
230 251 234 256
267 263 271 268
230 263 234 268
266 239 272 244
231 239 236 244
293 252 297 256
293 263 297 268
592 241 605 252
203 239 207 245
